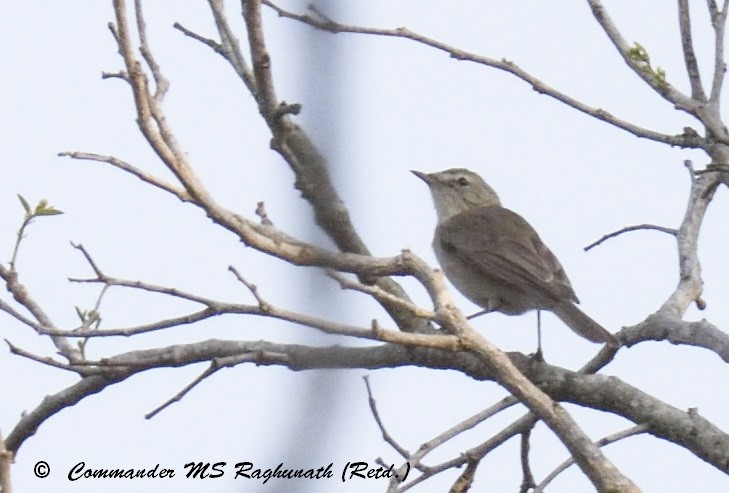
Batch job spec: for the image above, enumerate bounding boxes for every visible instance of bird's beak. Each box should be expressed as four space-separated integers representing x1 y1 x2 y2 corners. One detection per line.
411 170 433 184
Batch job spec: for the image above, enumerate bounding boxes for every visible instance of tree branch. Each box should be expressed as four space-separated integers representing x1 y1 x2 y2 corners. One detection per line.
5 333 728 480
263 1 702 149
708 0 729 103
586 0 699 112
678 0 708 101
659 168 720 316
534 424 650 492
58 152 191 202
584 223 678 251
0 263 79 361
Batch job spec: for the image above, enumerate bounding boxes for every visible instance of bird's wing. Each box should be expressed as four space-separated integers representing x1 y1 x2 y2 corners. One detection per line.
436 206 579 303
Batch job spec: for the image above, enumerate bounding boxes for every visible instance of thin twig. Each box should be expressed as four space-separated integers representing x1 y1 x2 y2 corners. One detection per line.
5 339 83 373
363 376 411 459
708 0 729 102
203 0 257 91
584 224 678 251
399 413 539 492
61 251 456 346
59 152 191 202
414 395 519 462
134 0 169 101
146 355 250 418
255 201 273 225
678 0 707 101
229 265 271 311
519 425 536 493
243 0 280 121
534 424 649 492
173 21 224 54
327 269 437 320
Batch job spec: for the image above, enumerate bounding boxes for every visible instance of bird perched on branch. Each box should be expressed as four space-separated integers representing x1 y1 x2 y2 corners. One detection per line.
413 168 619 348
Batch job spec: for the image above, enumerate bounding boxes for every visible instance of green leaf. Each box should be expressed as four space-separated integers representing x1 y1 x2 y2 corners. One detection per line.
35 207 64 216
17 194 30 214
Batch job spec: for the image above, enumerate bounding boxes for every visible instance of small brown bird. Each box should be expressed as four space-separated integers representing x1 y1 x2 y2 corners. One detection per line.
413 168 619 347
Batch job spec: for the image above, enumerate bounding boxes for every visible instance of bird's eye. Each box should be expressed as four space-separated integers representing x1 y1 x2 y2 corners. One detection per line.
457 177 469 187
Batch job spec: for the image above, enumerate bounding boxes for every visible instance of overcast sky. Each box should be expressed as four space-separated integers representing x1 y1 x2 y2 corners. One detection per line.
3 1 729 492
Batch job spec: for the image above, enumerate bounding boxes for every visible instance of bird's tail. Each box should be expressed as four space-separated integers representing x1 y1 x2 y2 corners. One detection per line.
552 303 620 347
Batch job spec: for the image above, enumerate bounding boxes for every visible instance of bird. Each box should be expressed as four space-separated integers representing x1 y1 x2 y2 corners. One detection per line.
412 168 619 347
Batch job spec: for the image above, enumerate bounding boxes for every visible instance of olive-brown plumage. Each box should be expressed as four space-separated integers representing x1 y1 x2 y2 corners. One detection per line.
413 168 619 347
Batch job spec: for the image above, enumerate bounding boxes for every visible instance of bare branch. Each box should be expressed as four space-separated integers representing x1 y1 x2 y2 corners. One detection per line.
145 355 250 419
228 265 272 311
104 0 429 338
0 263 79 360
5 339 81 373
204 0 257 91
364 376 411 459
133 0 168 101
59 248 459 347
0 430 12 493
448 459 478 493
173 21 224 55
659 170 721 316
243 0 280 122
678 0 708 101
254 201 273 225
400 413 538 492
435 308 638 490
59 152 191 202
584 224 678 251
112 0 211 203
5 375 114 453
263 1 700 149
586 0 699 112
5 329 728 480
327 269 437 320
534 424 650 492
708 0 729 102
528 360 729 474
414 396 518 463
623 315 729 362
519 425 536 493
0 298 43 332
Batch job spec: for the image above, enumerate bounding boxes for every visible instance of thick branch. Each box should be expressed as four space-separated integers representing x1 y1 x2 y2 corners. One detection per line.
6 336 728 477
531 362 729 474
659 170 720 316
5 375 115 453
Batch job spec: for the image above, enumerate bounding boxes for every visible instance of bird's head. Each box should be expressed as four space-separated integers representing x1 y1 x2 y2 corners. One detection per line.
412 168 501 222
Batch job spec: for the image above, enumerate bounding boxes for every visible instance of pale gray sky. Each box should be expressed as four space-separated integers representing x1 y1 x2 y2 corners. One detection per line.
2 2 728 492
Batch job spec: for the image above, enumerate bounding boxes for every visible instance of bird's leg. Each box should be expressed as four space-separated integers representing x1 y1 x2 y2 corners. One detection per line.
466 300 499 320
532 310 545 362
466 307 496 320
